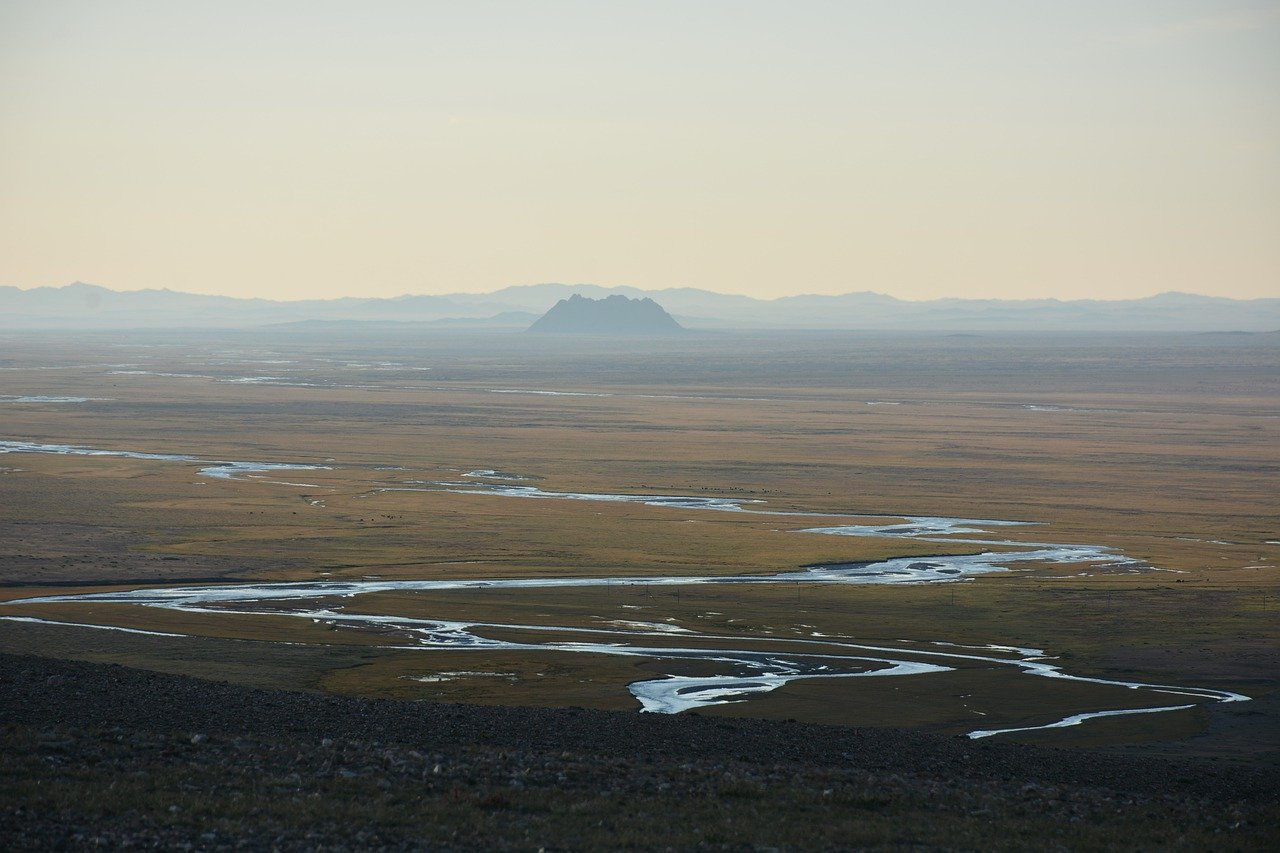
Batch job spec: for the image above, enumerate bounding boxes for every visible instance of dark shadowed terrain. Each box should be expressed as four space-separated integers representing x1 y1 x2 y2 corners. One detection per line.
2 653 1278 850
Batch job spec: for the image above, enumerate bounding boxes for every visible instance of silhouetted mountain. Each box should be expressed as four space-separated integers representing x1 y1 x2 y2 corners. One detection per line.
3 281 1279 331
0 282 468 328
528 294 684 334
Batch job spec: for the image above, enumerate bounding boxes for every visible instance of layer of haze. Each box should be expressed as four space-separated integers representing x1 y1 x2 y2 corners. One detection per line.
2 1 1278 302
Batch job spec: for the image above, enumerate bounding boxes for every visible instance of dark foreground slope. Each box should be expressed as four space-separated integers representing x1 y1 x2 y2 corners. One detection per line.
1 654 1276 851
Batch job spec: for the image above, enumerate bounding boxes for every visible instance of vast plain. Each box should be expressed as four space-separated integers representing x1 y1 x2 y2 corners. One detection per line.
2 327 1276 755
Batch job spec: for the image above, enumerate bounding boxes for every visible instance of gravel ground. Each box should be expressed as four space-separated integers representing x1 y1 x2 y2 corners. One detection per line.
1 652 1276 850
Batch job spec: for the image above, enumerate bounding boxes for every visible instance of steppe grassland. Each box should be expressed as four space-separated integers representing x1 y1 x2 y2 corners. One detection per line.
0 331 1276 746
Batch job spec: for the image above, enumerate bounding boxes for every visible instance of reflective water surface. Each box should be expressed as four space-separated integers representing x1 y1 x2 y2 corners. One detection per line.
0 439 1248 737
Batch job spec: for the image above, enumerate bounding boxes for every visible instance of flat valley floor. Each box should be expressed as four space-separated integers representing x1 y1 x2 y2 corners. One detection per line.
1 329 1277 759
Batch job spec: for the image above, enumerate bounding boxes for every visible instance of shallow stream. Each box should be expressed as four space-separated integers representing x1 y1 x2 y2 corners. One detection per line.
0 441 1247 738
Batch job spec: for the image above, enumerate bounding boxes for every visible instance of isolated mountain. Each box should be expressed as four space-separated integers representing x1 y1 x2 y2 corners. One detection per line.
3 282 1279 331
527 294 684 334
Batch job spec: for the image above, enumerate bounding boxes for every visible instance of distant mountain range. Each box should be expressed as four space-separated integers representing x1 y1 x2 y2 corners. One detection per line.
528 294 683 335
2 281 1278 332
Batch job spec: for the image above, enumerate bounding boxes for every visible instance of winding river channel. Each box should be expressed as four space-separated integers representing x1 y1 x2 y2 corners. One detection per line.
0 439 1250 738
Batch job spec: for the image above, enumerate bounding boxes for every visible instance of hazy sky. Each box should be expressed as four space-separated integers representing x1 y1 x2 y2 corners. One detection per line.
2 1 1277 301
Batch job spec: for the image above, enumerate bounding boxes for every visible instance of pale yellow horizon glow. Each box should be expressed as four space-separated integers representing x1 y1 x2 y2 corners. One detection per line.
1 1 1278 302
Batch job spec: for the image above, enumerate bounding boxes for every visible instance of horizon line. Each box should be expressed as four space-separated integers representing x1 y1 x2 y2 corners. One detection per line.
2 280 1270 305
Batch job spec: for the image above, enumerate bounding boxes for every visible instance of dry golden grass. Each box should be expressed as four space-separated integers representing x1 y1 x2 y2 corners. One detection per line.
1 331 1276 751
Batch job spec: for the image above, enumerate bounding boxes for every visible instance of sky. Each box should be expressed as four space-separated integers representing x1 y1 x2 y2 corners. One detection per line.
1 1 1278 302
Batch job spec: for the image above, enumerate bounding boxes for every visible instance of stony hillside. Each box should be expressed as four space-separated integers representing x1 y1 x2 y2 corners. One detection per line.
1 653 1276 850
